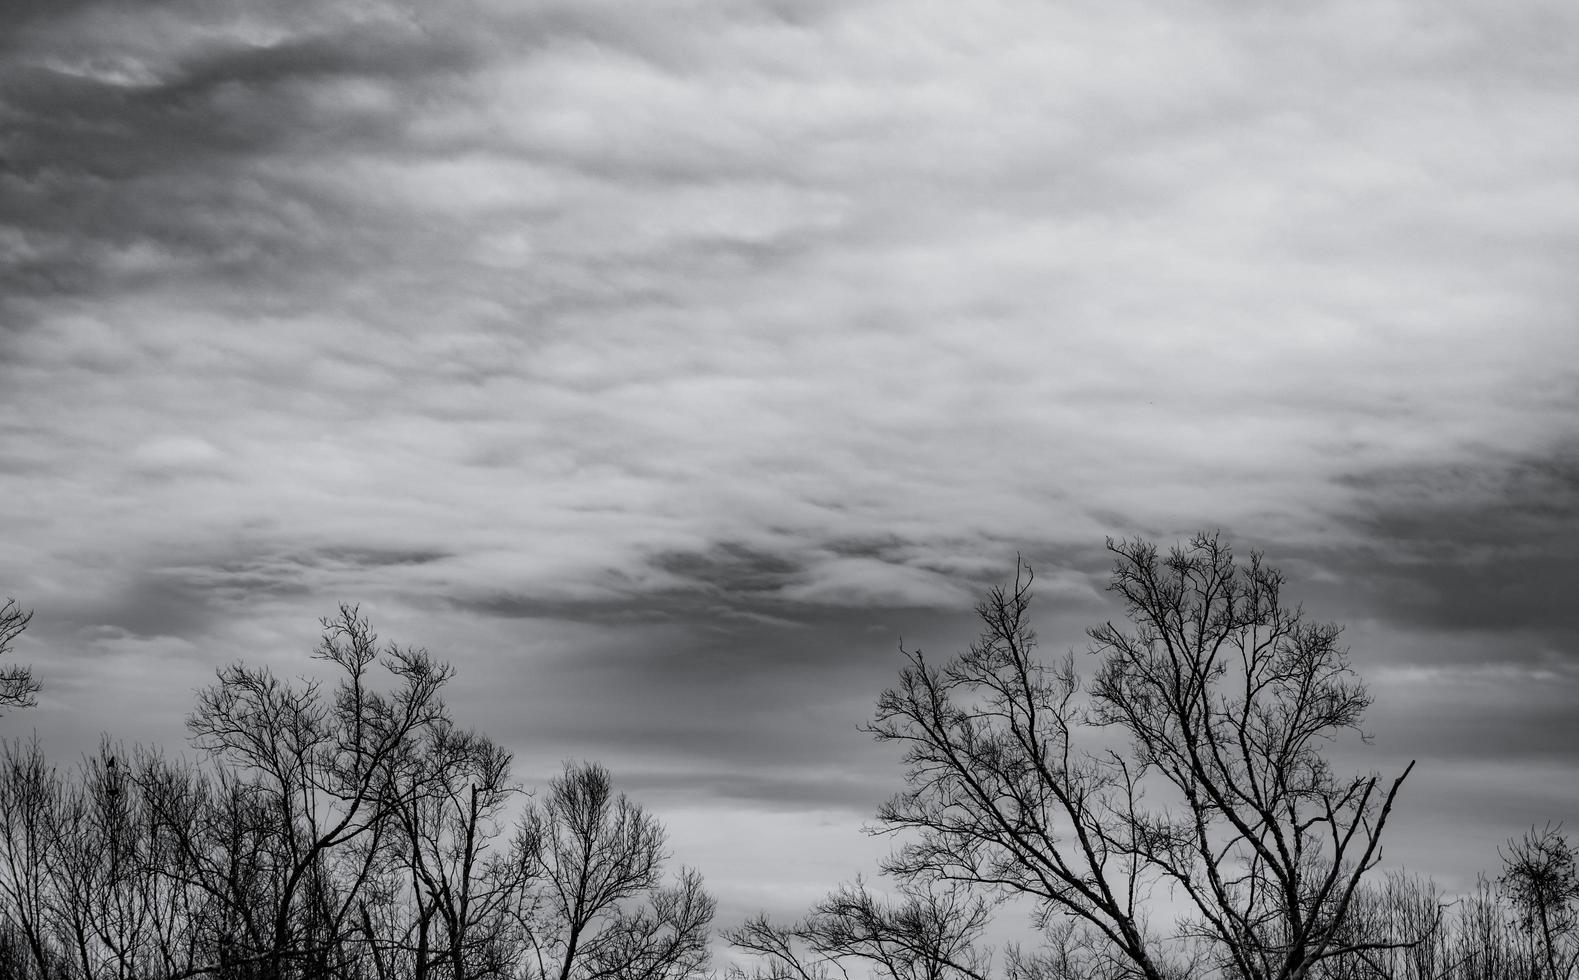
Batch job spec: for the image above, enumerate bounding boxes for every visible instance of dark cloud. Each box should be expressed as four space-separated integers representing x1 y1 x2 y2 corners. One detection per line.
62 572 227 643
449 536 999 633
1327 444 1579 640
0 0 97 44
0 4 480 321
618 765 896 815
1380 675 1579 766
655 541 810 596
312 545 450 569
3 0 1579 912
26 543 453 656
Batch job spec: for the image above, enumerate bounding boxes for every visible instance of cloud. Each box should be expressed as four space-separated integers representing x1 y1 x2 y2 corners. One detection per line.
1 0 1577 914
1319 445 1579 640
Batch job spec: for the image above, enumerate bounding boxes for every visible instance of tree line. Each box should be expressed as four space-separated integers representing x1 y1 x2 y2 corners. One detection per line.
1 533 1575 980
0 606 713 980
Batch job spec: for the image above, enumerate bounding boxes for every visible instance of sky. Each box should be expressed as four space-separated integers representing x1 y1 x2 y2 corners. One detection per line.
2 0 1577 946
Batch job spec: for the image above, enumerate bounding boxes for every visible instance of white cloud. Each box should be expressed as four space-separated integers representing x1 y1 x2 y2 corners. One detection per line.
1 0 1576 911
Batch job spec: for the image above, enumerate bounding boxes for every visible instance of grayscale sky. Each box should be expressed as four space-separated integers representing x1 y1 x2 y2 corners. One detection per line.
2 0 1577 936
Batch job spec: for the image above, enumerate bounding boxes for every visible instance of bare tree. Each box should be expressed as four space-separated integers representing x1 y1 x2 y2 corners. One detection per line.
1501 825 1579 980
728 879 993 980
858 532 1413 980
379 720 522 980
0 598 39 714
512 761 715 980
1303 871 1445 980
45 739 166 980
186 604 453 980
128 747 219 980
0 607 717 980
0 735 63 978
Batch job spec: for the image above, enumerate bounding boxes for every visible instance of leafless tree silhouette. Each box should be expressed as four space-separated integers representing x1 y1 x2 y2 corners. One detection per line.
1501 825 1579 980
375 719 521 980
727 879 993 980
511 761 716 980
0 598 39 714
0 610 717 980
185 605 454 980
742 532 1416 980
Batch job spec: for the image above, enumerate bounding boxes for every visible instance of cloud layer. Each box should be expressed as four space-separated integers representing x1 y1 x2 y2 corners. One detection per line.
3 0 1577 925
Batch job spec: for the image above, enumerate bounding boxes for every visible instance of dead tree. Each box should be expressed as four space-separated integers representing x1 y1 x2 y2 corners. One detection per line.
863 532 1414 980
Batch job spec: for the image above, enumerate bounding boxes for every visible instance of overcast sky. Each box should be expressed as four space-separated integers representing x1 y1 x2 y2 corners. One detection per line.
2 0 1577 938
